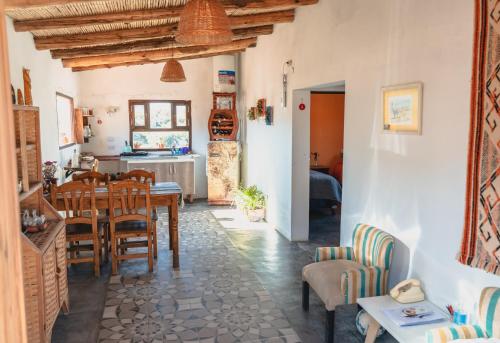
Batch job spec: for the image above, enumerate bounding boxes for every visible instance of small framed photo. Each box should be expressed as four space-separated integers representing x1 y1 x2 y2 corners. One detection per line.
382 82 423 134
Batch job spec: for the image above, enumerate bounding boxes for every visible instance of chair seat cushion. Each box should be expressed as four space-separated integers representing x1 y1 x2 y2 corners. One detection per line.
303 259 363 311
115 220 148 232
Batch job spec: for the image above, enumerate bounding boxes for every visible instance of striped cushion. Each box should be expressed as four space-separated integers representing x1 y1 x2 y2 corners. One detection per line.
315 247 354 262
426 325 488 342
352 224 394 270
479 287 500 338
340 265 389 304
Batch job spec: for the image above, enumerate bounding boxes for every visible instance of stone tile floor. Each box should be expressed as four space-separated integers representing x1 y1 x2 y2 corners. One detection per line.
52 202 340 343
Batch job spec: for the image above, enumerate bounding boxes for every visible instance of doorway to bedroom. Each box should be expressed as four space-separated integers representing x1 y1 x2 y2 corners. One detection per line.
309 90 345 244
289 81 345 244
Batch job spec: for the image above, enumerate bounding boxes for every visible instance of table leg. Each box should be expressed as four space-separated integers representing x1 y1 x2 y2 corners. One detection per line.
364 314 381 343
168 206 173 251
169 199 179 269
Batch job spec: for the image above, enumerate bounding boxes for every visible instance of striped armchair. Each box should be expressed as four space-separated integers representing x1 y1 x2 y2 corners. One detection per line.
302 224 394 343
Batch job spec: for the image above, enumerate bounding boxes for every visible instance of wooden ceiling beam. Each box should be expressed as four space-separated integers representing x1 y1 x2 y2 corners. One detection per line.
71 48 247 72
35 23 177 50
62 37 257 68
11 0 316 29
34 10 293 50
51 25 273 59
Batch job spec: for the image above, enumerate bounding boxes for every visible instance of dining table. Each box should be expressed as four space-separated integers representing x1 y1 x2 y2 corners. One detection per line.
51 181 183 269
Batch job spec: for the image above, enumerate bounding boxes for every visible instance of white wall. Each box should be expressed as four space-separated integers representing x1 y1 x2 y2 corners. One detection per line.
78 60 213 198
239 0 499 310
6 17 80 169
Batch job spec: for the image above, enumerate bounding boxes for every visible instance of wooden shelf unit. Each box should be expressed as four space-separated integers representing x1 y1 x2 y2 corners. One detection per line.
14 105 68 343
74 108 94 144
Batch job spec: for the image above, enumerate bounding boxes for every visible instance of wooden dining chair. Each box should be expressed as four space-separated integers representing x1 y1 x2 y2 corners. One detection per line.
50 181 102 277
117 169 159 259
108 180 153 275
72 171 110 262
72 171 110 185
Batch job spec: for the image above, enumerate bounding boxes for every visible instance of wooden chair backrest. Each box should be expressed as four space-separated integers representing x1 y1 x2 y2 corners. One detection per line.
72 171 109 186
108 180 151 224
118 169 156 185
50 181 96 226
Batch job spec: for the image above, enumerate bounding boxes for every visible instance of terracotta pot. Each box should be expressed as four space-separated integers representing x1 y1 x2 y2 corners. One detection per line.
246 208 265 222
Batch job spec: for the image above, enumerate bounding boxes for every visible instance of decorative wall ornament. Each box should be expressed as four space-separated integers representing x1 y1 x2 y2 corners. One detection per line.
17 88 24 105
257 99 266 117
23 68 32 106
248 107 257 121
265 106 273 125
458 0 500 276
381 82 423 134
282 60 294 108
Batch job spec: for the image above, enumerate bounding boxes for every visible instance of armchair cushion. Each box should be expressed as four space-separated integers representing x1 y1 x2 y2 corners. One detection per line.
426 325 488 342
303 259 363 311
315 247 354 262
479 287 500 338
341 265 388 304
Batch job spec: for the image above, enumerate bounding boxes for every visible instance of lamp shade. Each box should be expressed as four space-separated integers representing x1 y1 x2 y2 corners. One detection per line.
160 59 186 82
176 0 233 46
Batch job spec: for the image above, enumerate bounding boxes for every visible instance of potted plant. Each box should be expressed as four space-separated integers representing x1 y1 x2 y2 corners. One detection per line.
234 185 266 222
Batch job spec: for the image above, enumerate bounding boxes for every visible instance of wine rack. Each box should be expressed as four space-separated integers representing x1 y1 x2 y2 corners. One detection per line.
208 109 239 141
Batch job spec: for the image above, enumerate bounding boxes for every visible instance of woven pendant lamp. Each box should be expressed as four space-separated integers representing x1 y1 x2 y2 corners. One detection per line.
160 59 186 82
176 0 233 46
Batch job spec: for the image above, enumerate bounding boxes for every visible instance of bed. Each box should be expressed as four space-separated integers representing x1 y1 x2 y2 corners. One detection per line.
309 170 342 209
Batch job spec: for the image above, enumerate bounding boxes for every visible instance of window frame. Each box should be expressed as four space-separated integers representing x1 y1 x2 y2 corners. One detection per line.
129 99 192 151
56 92 76 150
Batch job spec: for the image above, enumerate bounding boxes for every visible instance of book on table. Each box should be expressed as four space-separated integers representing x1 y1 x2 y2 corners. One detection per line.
383 305 448 327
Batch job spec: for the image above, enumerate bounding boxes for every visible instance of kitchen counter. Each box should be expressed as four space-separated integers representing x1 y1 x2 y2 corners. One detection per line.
122 154 199 163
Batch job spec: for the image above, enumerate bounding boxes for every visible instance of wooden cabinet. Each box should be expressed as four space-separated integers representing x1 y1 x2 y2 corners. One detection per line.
14 106 68 343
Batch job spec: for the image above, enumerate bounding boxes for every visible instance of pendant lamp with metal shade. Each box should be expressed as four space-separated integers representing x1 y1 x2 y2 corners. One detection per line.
176 0 233 46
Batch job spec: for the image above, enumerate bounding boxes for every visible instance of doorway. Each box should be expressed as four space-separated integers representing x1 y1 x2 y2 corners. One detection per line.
309 91 345 244
290 82 346 243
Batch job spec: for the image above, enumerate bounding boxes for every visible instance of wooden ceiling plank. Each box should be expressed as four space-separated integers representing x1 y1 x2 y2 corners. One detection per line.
10 0 315 28
71 48 247 72
7 0 269 11
51 25 273 59
62 37 257 68
34 10 292 50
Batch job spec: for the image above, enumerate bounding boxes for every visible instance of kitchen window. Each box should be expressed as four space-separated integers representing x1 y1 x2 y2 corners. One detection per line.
129 100 191 151
56 92 75 149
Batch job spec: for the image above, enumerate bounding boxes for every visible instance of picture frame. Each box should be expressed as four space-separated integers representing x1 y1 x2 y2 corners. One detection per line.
381 82 423 135
213 92 236 110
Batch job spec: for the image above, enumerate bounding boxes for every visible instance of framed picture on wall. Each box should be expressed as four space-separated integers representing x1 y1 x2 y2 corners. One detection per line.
382 82 423 134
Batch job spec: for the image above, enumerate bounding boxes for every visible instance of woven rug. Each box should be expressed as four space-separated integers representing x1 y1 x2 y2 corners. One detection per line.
458 0 500 275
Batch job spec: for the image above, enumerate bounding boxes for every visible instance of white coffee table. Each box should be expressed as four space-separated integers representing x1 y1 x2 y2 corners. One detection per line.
357 296 452 343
